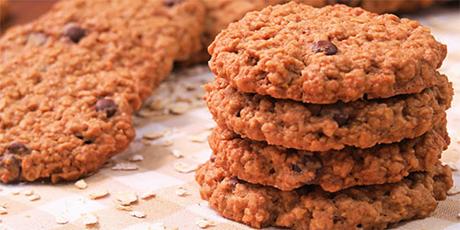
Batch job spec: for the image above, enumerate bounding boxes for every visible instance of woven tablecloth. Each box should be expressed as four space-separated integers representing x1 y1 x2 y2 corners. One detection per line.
0 6 459 230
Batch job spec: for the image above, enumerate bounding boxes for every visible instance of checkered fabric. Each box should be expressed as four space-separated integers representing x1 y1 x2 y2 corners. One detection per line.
1 8 460 230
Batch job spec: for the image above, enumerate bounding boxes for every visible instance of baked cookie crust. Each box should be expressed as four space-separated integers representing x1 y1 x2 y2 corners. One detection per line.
206 75 452 151
209 3 447 104
196 160 452 229
209 125 449 192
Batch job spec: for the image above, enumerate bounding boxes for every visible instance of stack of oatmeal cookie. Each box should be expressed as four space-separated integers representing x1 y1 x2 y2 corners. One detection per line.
197 2 454 229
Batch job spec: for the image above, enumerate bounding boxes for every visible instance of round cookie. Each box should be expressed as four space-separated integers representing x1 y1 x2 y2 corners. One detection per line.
209 125 448 192
209 3 447 104
206 74 452 151
196 160 452 229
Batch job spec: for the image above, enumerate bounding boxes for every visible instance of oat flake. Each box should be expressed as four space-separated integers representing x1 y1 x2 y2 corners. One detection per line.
82 213 98 226
129 210 146 218
0 206 7 215
175 187 188 197
171 149 184 158
196 219 215 229
115 192 138 206
174 162 197 173
28 194 40 201
75 179 88 189
129 154 144 162
55 215 69 225
189 133 208 143
142 130 168 140
447 186 460 196
116 204 133 211
112 162 139 171
140 191 156 200
168 102 190 115
24 190 34 196
89 189 109 200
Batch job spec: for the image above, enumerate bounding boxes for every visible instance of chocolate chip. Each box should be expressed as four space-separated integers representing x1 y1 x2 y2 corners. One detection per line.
0 154 21 183
96 98 118 118
229 177 239 186
296 186 313 196
75 134 94 144
7 142 30 155
163 0 183 7
311 40 338 55
63 23 86 43
333 113 349 126
291 164 302 173
269 168 275 174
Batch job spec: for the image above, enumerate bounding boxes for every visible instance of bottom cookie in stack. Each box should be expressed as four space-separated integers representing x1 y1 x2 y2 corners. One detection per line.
196 160 452 229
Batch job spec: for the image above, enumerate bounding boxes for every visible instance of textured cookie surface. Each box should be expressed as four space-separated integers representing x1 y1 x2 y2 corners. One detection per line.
185 0 435 64
0 0 205 183
209 125 448 192
206 75 452 151
196 161 452 229
209 3 446 104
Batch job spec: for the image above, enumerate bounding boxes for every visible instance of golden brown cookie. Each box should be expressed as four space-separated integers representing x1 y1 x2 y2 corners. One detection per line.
196 160 452 229
206 75 452 151
0 0 205 183
209 3 447 104
209 125 448 192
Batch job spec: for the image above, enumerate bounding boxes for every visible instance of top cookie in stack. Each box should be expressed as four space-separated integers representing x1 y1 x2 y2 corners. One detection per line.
197 2 453 229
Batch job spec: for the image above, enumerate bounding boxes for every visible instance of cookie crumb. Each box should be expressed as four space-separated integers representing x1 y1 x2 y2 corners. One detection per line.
75 179 88 189
174 162 197 173
82 213 98 226
55 215 69 225
140 191 156 200
171 149 183 158
115 192 138 206
175 187 188 197
196 219 215 229
89 189 109 200
112 162 138 171
28 194 40 201
129 210 146 218
128 154 144 162
447 186 460 196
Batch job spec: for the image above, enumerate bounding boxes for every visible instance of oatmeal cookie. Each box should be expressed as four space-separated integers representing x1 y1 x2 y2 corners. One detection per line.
196 160 452 229
0 0 205 183
209 3 447 104
206 74 452 151
209 124 448 192
184 0 435 65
